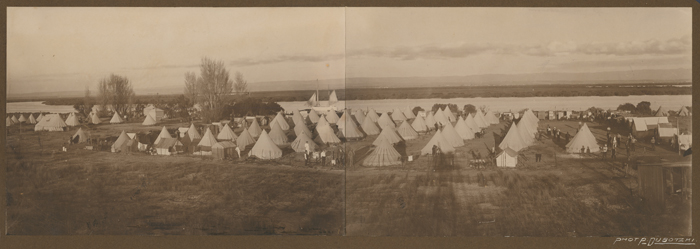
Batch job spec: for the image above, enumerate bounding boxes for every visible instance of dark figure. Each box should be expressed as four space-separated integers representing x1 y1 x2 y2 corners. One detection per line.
347 147 355 170
432 145 439 167
650 137 656 151
602 145 608 160
586 146 591 155
566 132 571 143
611 147 616 160
535 153 541 162
434 123 439 132
580 145 585 154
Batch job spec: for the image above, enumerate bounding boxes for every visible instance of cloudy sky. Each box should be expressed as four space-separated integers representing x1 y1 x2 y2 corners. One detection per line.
7 8 691 95
347 8 691 78
7 8 345 94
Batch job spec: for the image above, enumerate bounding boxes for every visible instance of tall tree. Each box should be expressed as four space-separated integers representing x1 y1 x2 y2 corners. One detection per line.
234 71 249 94
636 101 652 115
82 85 94 116
186 57 234 122
98 74 135 116
184 71 198 106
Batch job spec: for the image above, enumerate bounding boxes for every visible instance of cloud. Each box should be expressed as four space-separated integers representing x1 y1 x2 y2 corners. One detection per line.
552 55 691 70
348 36 691 60
123 64 200 70
230 53 345 67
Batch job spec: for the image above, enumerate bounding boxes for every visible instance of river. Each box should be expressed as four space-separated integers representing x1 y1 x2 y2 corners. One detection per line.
279 95 692 113
6 95 692 115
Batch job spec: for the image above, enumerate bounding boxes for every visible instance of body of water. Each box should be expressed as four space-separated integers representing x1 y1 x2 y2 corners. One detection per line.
279 95 692 113
7 101 77 114
6 95 692 115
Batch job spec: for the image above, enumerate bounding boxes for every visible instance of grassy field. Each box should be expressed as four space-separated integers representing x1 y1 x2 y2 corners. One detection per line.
4 115 692 236
5 119 345 235
346 118 692 236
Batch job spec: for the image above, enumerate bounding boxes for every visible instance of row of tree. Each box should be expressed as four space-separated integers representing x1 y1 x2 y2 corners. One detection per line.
617 101 652 115
75 57 258 123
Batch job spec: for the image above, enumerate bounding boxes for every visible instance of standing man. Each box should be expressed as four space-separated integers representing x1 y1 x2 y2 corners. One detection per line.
602 144 608 160
321 149 327 167
611 146 616 160
304 141 310 157
235 146 241 159
347 146 355 170
650 137 656 151
432 144 439 167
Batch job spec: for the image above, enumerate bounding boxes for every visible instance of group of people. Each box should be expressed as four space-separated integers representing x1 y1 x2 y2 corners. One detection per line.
601 129 636 161
545 125 571 144
303 141 352 169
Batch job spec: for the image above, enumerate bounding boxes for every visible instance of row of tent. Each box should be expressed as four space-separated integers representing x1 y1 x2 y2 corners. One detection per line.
654 105 691 117
362 107 501 167
7 112 130 130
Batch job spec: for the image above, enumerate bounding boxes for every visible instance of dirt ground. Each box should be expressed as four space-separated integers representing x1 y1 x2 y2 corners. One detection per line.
346 117 692 236
5 118 345 235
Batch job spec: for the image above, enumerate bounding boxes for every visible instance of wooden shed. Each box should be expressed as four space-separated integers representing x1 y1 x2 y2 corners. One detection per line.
636 156 691 213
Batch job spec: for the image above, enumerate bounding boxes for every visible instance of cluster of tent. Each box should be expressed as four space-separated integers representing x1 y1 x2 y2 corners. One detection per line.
359 107 501 167
654 105 692 117
495 109 542 167
7 113 38 127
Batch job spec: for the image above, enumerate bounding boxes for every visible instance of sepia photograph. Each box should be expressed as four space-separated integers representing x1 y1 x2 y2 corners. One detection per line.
342 8 692 236
4 6 693 239
6 7 347 235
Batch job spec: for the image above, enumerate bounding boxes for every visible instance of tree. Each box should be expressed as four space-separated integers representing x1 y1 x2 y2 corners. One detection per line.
636 101 652 115
234 71 249 94
184 71 198 106
98 74 135 116
230 97 283 117
185 57 234 122
74 85 94 117
617 103 636 113
463 104 477 115
412 106 424 116
431 103 458 113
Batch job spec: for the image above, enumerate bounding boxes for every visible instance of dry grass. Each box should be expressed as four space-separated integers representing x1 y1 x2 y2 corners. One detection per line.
6 122 344 235
346 119 691 236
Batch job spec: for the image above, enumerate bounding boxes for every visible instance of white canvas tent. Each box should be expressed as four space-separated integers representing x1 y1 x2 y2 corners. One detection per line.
249 130 283 159
565 123 600 153
154 126 173 145
377 112 396 129
499 122 527 152
236 127 257 149
372 127 403 146
454 117 475 140
248 118 263 138
361 114 381 136
420 129 455 155
110 112 124 124
496 148 518 167
411 116 429 133
363 139 402 167
217 123 238 141
65 113 81 126
396 119 418 140
268 121 289 146
440 122 465 147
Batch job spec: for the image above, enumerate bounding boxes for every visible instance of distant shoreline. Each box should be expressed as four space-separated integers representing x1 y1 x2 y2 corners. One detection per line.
7 82 692 106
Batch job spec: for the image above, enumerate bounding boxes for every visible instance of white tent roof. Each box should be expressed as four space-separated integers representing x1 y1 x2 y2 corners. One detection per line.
248 118 263 138
565 123 600 153
217 123 238 141
377 112 396 129
236 127 257 149
197 127 218 148
268 121 289 145
396 119 418 140
249 130 283 159
411 115 429 133
373 126 403 146
441 122 465 147
420 129 455 155
363 139 402 167
499 122 527 152
360 114 381 136
110 112 124 124
154 126 173 145
454 116 475 140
